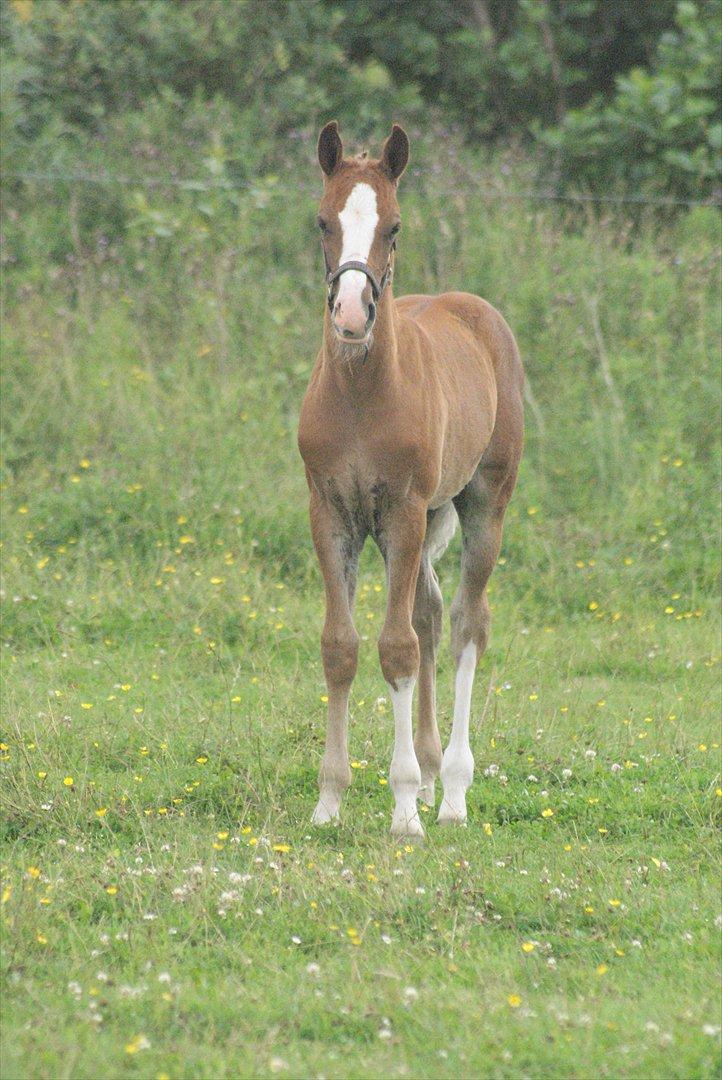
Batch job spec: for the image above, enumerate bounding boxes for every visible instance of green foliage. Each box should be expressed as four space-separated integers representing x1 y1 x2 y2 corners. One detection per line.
0 0 421 169
1 0 720 198
542 0 722 197
331 0 680 135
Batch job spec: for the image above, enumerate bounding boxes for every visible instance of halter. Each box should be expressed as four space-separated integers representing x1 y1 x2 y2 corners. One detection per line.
325 243 395 313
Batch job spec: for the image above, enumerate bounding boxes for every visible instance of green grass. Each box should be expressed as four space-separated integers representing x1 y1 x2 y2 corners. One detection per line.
1 186 721 1078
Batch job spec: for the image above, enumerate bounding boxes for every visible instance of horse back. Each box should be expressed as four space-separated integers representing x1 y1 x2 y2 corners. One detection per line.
396 291 522 383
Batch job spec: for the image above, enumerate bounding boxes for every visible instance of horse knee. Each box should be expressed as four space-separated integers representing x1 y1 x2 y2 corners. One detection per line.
378 628 419 687
321 629 359 689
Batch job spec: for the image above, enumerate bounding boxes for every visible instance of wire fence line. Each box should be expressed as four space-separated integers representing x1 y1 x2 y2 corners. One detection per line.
1 168 719 209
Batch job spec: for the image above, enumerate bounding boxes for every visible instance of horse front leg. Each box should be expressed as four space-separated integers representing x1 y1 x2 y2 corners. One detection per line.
309 492 361 825
378 498 427 838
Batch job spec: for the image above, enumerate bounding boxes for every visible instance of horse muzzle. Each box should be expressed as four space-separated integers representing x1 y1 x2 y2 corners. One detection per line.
331 295 376 342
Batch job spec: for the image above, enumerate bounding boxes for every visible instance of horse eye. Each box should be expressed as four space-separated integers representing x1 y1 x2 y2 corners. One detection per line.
317 217 329 235
389 223 401 240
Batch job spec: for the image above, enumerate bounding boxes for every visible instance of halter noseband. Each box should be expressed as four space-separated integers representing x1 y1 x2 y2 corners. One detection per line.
325 244 395 313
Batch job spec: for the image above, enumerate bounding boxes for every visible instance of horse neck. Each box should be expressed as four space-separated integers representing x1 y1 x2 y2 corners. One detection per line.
322 288 399 388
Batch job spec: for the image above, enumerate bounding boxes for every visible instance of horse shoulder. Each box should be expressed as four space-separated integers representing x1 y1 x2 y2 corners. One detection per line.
298 358 345 469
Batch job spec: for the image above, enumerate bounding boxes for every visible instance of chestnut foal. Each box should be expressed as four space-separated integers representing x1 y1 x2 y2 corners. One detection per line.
298 122 524 837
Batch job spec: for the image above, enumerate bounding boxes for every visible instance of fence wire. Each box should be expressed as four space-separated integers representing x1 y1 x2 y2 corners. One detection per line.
1 168 719 208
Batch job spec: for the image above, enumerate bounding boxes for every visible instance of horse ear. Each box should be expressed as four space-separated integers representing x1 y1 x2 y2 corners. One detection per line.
318 120 343 177
380 124 409 182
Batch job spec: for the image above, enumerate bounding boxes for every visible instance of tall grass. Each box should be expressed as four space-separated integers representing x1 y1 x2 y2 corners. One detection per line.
3 173 719 599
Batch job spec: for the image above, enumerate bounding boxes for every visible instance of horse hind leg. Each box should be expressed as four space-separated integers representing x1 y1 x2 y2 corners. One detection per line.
438 466 515 824
412 504 456 806
412 557 443 806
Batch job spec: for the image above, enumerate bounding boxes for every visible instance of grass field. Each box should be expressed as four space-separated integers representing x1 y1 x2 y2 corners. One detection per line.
1 185 721 1078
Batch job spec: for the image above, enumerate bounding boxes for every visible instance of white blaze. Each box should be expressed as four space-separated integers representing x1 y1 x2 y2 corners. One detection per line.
336 182 378 308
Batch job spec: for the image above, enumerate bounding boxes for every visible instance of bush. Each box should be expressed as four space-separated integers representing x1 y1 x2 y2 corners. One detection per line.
1 0 719 200
541 0 722 198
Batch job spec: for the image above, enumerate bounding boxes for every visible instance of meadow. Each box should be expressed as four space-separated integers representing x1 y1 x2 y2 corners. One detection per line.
1 169 721 1079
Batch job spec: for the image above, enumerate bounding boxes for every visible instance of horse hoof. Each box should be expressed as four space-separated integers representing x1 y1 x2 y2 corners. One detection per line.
437 797 467 825
391 811 425 840
311 801 340 825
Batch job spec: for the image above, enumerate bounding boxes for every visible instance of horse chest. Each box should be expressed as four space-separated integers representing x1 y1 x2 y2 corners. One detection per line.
306 425 425 540
315 468 394 544
303 399 441 524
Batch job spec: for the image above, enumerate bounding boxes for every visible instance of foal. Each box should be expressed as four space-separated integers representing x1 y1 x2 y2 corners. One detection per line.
298 122 523 837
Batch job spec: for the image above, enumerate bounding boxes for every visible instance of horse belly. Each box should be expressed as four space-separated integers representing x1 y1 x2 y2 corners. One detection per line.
430 385 497 508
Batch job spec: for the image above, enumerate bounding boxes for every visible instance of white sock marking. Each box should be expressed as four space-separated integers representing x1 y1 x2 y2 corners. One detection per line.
388 677 424 837
438 641 477 823
311 791 342 825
